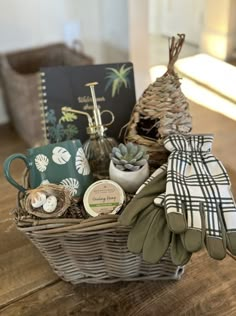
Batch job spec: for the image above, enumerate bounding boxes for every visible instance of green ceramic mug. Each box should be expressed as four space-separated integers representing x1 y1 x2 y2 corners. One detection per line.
4 139 93 198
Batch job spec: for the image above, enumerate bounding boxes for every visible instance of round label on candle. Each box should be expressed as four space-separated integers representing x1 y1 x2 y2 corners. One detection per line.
83 180 125 217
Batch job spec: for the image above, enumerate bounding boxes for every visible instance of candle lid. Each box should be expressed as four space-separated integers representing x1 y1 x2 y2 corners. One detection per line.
83 179 125 217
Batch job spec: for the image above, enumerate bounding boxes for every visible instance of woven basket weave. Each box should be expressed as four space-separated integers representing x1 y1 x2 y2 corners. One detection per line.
15 192 184 284
0 42 93 146
125 34 192 168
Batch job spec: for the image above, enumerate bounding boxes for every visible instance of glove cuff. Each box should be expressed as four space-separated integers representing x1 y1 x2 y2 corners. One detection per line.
164 134 214 152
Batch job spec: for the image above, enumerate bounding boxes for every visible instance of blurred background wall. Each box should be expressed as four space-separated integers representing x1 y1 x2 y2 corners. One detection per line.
0 0 129 125
0 0 236 126
0 0 129 61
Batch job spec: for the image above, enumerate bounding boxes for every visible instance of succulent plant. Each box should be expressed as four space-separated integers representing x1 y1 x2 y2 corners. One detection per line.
110 142 149 171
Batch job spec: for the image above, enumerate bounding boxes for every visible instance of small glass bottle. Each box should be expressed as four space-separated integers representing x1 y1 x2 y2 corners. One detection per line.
83 133 117 179
63 82 117 179
83 82 117 179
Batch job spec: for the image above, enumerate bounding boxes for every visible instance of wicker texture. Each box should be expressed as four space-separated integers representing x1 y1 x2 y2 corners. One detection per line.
126 34 192 167
0 42 93 146
15 194 183 284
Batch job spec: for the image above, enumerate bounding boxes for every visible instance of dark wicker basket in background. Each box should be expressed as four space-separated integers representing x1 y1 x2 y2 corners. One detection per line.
0 42 93 146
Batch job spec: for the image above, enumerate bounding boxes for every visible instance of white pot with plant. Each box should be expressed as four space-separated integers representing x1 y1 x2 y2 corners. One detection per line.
109 142 149 193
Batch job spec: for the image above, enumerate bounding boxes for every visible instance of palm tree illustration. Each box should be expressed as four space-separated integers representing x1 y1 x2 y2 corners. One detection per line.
105 64 132 97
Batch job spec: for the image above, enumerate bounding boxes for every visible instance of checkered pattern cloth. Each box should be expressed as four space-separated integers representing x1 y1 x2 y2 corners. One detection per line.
163 134 236 259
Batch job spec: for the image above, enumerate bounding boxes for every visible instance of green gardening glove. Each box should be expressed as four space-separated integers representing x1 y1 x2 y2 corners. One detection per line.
119 164 167 227
171 233 192 266
164 134 236 260
119 164 167 257
126 203 159 254
125 191 191 265
153 194 192 265
125 196 172 264
142 193 191 265
127 195 171 262
141 193 171 263
119 164 192 266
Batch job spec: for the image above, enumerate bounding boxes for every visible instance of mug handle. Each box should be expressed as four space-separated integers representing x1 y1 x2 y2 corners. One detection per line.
3 153 31 193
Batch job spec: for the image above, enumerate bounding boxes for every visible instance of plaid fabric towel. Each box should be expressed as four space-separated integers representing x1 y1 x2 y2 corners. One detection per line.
163 134 236 259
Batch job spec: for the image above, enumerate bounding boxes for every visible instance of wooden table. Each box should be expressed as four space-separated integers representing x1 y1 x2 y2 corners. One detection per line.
1 102 236 316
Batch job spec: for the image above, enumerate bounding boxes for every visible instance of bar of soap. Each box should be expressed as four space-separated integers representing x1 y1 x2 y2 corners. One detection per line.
83 180 125 217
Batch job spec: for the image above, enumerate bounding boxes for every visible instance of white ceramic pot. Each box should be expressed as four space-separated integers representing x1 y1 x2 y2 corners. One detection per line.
109 160 149 194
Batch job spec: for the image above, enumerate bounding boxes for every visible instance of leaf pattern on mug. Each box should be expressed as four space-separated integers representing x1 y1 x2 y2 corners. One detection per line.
60 178 79 196
75 148 90 175
52 147 71 165
35 154 49 172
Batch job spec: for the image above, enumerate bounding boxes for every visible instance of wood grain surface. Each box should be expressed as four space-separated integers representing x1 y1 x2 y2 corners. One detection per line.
0 101 236 316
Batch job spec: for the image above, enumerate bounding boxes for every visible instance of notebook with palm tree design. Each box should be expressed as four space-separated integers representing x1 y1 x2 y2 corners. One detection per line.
39 62 136 143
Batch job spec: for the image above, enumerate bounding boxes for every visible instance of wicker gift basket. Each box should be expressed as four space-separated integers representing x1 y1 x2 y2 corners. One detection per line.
0 42 93 146
13 179 184 284
8 35 190 284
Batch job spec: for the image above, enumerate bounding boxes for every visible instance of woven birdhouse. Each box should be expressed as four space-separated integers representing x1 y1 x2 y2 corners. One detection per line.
125 34 192 167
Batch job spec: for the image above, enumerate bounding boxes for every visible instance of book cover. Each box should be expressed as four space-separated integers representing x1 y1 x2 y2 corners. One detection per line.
39 62 136 144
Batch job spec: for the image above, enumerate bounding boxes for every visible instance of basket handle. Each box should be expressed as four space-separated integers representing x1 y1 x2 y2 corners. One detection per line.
72 39 84 53
4 153 30 193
